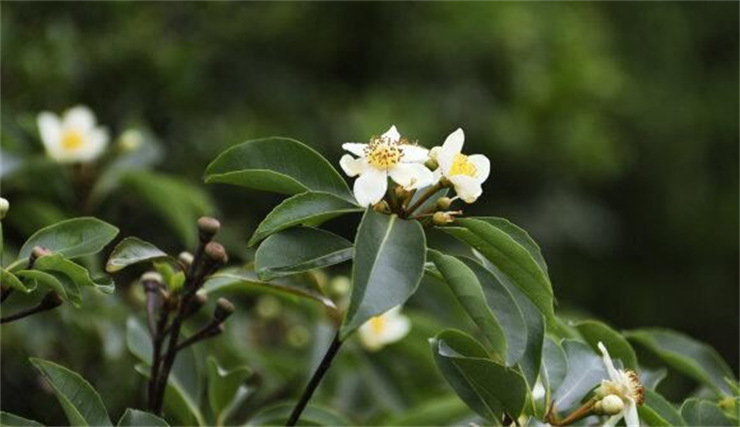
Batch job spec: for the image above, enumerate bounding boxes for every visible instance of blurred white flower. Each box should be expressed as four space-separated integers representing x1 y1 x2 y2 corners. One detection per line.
357 305 411 351
596 342 644 427
340 126 433 206
37 106 109 163
430 128 490 203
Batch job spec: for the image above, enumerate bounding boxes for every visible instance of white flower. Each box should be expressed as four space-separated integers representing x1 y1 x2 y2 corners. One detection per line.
596 342 644 427
340 126 433 207
37 106 109 163
431 128 490 203
357 306 411 352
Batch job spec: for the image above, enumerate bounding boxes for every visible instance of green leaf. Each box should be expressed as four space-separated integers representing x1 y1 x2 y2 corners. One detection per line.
205 137 353 200
116 409 169 427
680 399 733 426
637 389 687 426
461 258 528 367
255 227 352 280
122 171 214 246
207 357 252 425
0 412 43 426
203 267 338 315
1 268 31 293
30 358 112 426
106 237 171 273
541 337 568 399
443 219 554 325
340 209 426 339
626 328 735 396
552 340 606 414
427 250 507 361
247 402 352 426
248 192 362 246
18 217 119 261
431 329 528 422
576 320 638 370
15 270 65 299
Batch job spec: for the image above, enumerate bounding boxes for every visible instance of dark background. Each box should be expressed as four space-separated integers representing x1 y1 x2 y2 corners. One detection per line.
1 1 738 422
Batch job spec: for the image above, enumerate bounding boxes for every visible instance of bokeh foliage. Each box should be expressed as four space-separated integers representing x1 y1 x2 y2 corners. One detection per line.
1 1 737 424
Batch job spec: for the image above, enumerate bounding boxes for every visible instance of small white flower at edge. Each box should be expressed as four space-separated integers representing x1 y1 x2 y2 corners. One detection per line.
37 106 109 163
430 128 490 203
340 126 433 207
596 342 644 427
357 306 411 352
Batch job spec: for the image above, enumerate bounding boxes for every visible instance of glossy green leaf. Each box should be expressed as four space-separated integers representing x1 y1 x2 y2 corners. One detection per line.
203 268 338 315
207 357 252 425
680 399 732 426
637 389 686 426
30 358 112 426
116 409 169 427
428 251 506 361
341 210 426 339
18 217 119 261
431 329 528 422
247 402 352 426
0 412 43 426
255 227 352 280
461 258 528 367
1 268 31 293
122 171 214 246
552 340 607 414
576 320 638 370
248 191 362 246
443 219 554 325
626 328 735 396
205 137 353 200
106 237 170 273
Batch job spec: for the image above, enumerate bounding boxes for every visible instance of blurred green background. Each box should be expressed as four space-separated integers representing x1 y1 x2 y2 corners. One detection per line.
1 2 738 424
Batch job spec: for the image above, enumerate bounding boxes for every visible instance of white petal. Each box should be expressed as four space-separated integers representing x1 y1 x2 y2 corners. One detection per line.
342 143 367 157
340 154 365 177
598 342 621 381
381 125 400 142
388 163 434 190
400 144 429 163
353 168 387 206
468 154 491 183
624 399 639 427
63 106 96 132
438 129 464 175
37 112 61 152
449 175 482 203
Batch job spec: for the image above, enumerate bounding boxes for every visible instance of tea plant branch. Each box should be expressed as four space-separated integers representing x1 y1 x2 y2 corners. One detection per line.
286 331 343 426
0 291 62 324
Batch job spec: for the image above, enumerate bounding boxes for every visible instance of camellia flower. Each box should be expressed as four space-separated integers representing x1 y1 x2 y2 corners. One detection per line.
37 106 109 163
430 128 490 203
595 342 644 427
340 126 433 207
357 306 411 352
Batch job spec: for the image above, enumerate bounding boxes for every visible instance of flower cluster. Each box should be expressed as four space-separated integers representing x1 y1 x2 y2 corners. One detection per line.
340 126 491 215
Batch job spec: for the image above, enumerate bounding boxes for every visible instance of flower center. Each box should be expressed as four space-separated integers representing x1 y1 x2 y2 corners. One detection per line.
365 137 403 170
61 130 84 151
369 316 386 334
449 153 477 177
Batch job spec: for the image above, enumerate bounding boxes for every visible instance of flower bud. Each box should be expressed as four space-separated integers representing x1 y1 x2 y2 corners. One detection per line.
214 297 235 322
204 242 228 265
595 394 625 415
0 197 8 220
436 197 452 210
432 211 454 226
197 217 221 242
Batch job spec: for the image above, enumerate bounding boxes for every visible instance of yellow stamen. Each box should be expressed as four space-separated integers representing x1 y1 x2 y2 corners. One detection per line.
369 316 386 334
61 130 84 150
365 136 403 170
449 153 477 177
